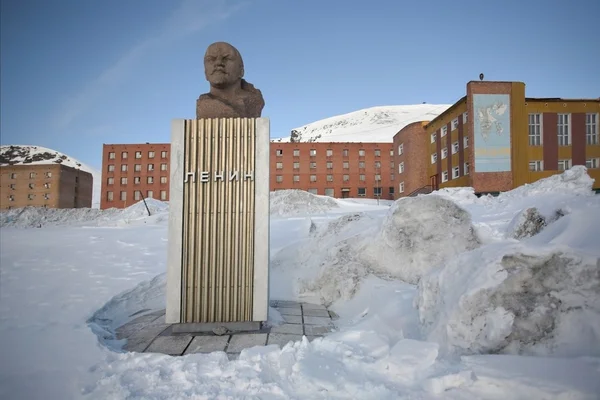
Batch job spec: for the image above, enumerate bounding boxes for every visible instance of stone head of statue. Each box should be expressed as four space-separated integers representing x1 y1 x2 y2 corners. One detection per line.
203 42 244 89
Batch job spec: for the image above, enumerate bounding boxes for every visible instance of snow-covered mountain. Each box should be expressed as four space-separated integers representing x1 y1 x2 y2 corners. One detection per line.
0 145 101 208
272 104 452 143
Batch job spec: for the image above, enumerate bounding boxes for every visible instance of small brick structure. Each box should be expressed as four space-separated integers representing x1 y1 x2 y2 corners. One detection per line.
116 300 338 360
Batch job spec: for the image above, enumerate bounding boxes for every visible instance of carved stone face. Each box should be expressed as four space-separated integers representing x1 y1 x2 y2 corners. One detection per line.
203 42 244 89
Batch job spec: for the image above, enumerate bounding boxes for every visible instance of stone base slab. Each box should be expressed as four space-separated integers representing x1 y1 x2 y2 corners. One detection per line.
172 321 263 334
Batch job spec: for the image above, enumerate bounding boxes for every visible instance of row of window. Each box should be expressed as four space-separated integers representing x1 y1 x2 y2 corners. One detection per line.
439 163 472 183
108 150 168 160
6 182 52 190
275 160 390 170
106 190 168 201
7 193 51 201
528 112 598 146
7 171 53 179
529 158 599 172
301 187 394 197
275 148 392 157
275 174 384 183
107 176 168 185
431 137 470 163
107 163 168 173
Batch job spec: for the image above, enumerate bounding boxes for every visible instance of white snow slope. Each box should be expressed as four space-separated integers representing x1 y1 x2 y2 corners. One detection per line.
1 167 599 399
272 104 451 143
0 144 101 208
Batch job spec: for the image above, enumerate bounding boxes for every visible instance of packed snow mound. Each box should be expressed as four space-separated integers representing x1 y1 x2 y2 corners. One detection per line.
500 165 595 199
0 199 169 228
0 144 102 208
270 189 340 216
506 207 566 239
272 104 451 143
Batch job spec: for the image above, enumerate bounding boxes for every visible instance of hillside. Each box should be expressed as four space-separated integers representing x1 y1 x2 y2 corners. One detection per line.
0 145 101 208
272 104 451 143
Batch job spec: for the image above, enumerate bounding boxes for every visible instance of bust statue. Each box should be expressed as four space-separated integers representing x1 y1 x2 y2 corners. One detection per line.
196 42 265 119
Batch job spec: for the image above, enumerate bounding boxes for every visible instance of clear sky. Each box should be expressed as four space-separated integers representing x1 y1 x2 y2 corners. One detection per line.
1 0 599 170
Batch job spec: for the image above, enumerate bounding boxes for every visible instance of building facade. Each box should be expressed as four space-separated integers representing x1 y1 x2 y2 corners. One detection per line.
0 164 93 209
393 81 600 199
269 142 395 199
100 143 171 209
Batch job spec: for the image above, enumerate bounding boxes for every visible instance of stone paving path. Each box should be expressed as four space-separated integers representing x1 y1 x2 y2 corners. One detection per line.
116 300 337 359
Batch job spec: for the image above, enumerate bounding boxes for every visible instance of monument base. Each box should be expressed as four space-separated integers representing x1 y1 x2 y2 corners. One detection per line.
171 321 263 335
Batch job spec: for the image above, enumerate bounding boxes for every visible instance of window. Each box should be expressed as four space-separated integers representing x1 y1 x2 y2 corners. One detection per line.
391 174 395 181
148 164 154 171
359 149 365 157
557 114 571 146
441 148 448 159
325 188 334 197
135 151 142 159
160 190 167 200
310 162 317 169
390 161 395 168
29 172 36 178
120 191 127 201
343 149 349 157
528 113 543 146
310 175 317 182
452 118 459 131
160 176 168 184
359 174 365 181
586 113 598 145
276 175 283 183
357 187 366 197
293 175 300 182
529 161 543 172
375 174 381 181
10 173 17 179
147 176 154 184
343 174 349 182
293 149 300 157
442 171 448 182
28 194 34 200
121 177 127 185
161 151 168 158
389 186 394 195
28 183 34 189
452 142 459 154
452 166 460 179
121 164 127 172
374 187 382 196
276 162 283 169
431 133 436 143
441 126 448 137
148 151 155 158
374 149 381 157
327 175 333 182
134 177 141 184
109 152 115 159
147 190 153 198
8 195 14 201
586 158 599 169
134 164 142 172
359 161 365 169
374 161 381 168
464 136 469 148
45 172 51 178
390 150 394 156
463 112 468 123
293 162 300 169
108 165 115 172
326 161 333 169
308 188 318 195
464 162 470 175
134 191 141 201
310 149 317 157
398 143 404 155
276 149 283 156
326 149 333 157
107 191 114 201
9 184 16 190
399 162 404 174
122 151 128 159
399 182 405 193
161 163 168 171
558 159 571 171
431 153 437 164
343 161 349 169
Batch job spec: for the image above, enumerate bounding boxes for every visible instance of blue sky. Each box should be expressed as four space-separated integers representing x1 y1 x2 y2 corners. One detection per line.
1 0 599 170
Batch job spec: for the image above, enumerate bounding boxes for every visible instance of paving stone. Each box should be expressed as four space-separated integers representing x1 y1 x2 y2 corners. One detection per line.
301 303 327 310
146 335 193 356
183 335 229 355
305 325 334 336
123 324 170 352
270 323 304 335
227 333 268 353
270 300 301 308
267 333 304 348
303 316 333 326
277 307 302 316
302 308 330 318
282 315 302 324
116 314 166 339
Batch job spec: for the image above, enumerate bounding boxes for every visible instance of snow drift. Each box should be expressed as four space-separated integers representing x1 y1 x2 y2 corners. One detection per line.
270 189 340 217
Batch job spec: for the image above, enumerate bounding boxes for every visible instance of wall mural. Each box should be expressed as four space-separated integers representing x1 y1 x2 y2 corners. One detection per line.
473 94 512 172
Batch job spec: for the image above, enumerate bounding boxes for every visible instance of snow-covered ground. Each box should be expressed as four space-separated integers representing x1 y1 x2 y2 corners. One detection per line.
1 167 599 399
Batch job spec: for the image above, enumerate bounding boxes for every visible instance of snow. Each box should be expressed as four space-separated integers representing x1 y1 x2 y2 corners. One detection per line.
1 168 599 399
0 144 102 208
272 104 451 143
